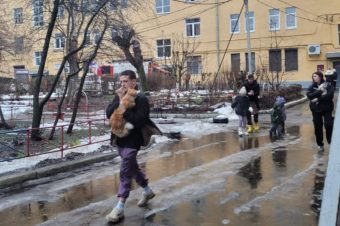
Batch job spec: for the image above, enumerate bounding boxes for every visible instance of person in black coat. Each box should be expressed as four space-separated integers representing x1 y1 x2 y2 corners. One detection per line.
306 71 335 152
105 70 160 223
232 86 250 136
243 73 260 133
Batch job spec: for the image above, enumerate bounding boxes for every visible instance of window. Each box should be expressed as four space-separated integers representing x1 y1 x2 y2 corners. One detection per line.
269 49 282 72
156 0 170 14
231 53 240 73
13 8 23 24
15 37 24 53
230 14 240 33
57 5 64 18
34 51 42 66
244 11 254 32
338 24 340 46
93 30 101 44
269 9 280 31
156 39 171 58
32 0 44 26
186 18 200 37
245 52 255 73
187 56 202 74
285 7 296 29
110 0 128 10
285 48 298 71
55 33 65 49
85 32 91 45
185 0 198 2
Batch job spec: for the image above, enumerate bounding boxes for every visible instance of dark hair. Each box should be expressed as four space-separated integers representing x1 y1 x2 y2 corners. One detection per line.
312 71 324 83
120 70 137 80
247 73 254 79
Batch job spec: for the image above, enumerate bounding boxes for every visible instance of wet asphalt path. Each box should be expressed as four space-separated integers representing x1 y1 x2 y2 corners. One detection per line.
0 101 330 226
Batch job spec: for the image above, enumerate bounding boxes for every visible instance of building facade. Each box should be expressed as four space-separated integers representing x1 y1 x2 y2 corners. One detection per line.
2 0 340 87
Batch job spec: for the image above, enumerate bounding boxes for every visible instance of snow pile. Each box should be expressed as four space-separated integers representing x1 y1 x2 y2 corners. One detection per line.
213 102 238 120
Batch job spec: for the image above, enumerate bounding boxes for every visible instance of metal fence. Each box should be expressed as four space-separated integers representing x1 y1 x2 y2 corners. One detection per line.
0 118 110 162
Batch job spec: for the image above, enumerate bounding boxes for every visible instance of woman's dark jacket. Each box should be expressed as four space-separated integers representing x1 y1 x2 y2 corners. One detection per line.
306 81 334 113
231 95 250 116
243 80 260 108
106 93 161 150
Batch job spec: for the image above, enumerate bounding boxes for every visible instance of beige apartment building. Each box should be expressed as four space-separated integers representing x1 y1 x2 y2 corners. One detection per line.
2 0 340 87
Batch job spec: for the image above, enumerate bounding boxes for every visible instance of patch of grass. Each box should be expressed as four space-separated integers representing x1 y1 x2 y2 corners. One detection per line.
69 139 81 147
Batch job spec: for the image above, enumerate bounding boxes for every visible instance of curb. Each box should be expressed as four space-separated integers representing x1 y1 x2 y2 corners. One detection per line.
0 152 117 189
259 96 308 114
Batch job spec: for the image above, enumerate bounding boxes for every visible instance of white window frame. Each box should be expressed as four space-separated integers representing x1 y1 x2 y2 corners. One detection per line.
54 33 65 49
244 11 255 33
32 0 44 27
85 31 91 46
34 51 42 66
156 39 171 58
156 0 170 14
57 5 64 19
13 8 23 24
269 9 280 31
93 30 101 45
186 56 202 75
186 18 200 37
285 7 296 29
230 14 240 33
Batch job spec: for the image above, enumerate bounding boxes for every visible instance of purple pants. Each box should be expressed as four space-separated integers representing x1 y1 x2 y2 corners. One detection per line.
117 147 148 198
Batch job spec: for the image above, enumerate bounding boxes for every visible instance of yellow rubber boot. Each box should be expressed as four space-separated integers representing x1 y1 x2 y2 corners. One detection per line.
253 123 260 132
247 125 253 133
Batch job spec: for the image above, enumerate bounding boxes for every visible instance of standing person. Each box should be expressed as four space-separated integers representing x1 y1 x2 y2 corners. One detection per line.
269 102 284 138
231 86 250 136
105 70 160 223
325 69 337 88
306 71 335 152
244 73 260 133
275 91 286 134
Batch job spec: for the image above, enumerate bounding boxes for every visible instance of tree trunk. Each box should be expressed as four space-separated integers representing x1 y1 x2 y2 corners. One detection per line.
137 64 147 91
49 75 72 140
0 105 12 129
67 22 108 134
66 68 87 134
31 0 60 140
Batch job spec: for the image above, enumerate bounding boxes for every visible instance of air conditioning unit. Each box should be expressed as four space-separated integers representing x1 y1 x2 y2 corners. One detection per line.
308 44 321 55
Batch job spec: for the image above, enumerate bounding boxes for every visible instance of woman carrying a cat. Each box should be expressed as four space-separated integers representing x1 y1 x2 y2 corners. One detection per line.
105 70 161 223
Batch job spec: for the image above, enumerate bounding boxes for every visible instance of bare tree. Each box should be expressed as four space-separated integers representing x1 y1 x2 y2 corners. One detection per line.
162 34 200 91
110 25 148 91
31 0 112 140
257 20 286 91
67 20 108 134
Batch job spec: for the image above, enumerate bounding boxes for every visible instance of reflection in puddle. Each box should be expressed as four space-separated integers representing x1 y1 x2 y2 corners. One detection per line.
272 146 287 167
310 162 326 216
238 157 262 189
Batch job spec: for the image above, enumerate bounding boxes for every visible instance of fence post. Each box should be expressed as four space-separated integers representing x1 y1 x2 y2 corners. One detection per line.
61 125 64 158
88 121 92 144
26 129 30 157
